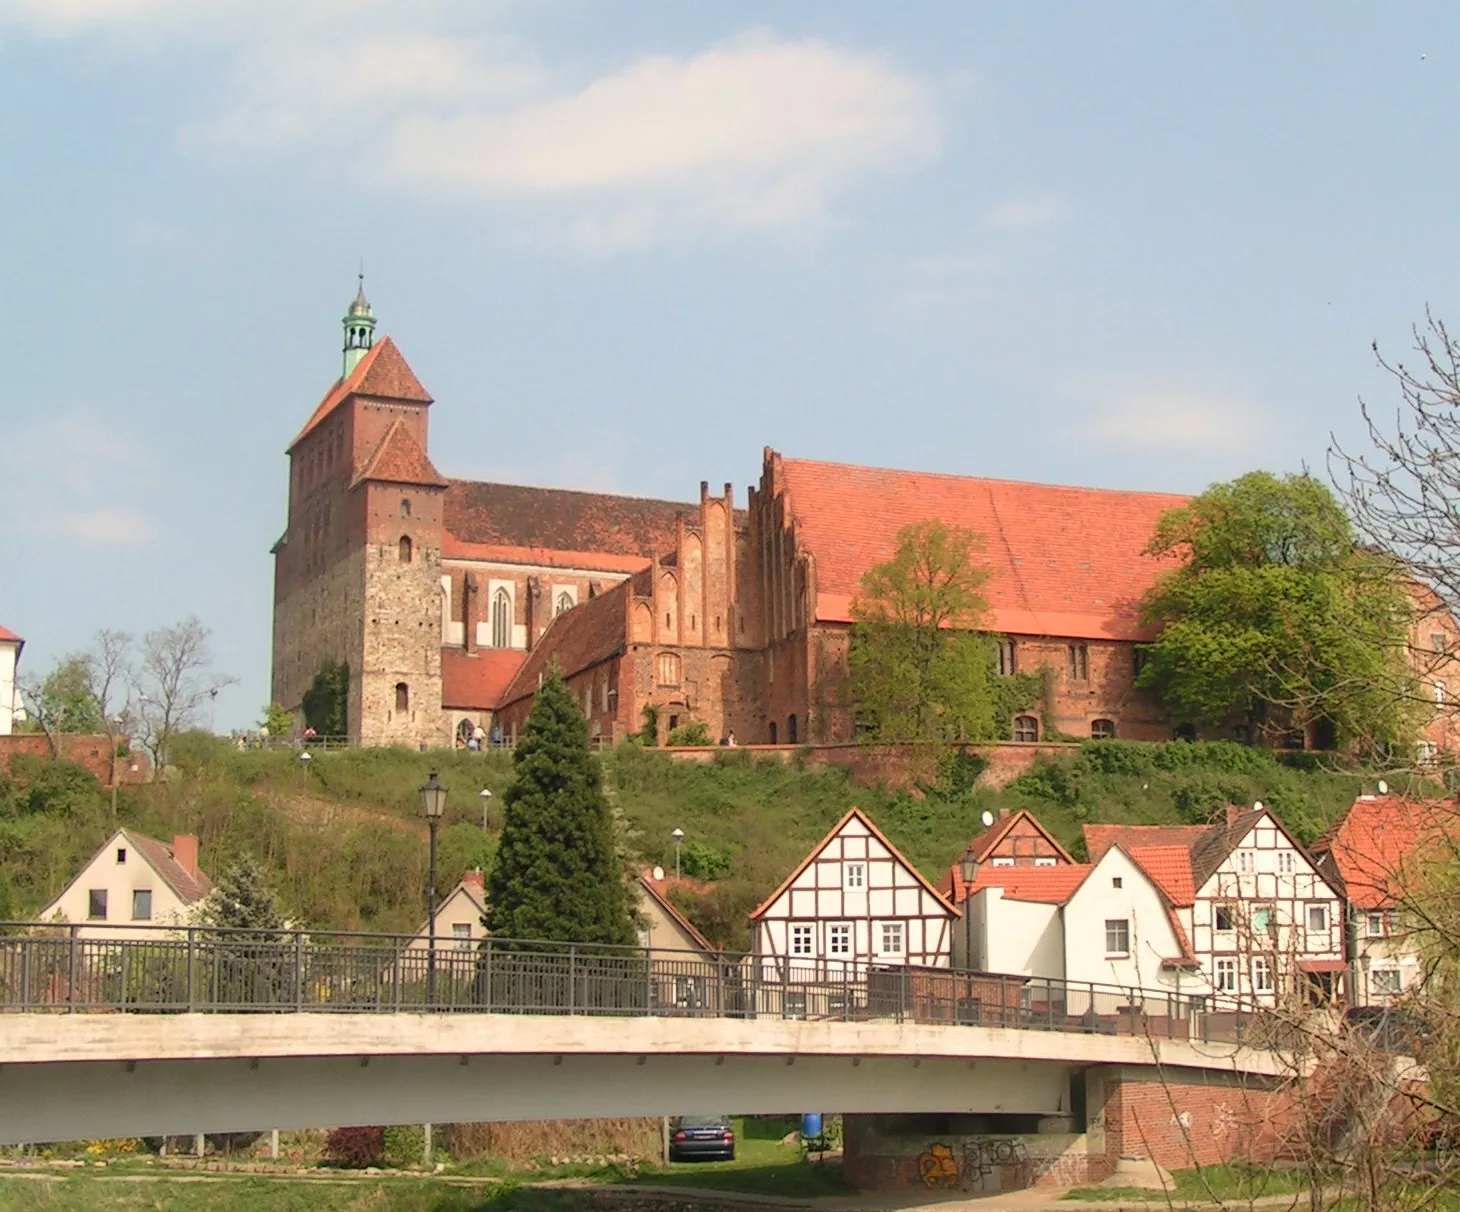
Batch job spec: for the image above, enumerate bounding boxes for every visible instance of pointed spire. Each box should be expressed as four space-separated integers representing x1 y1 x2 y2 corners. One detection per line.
342 271 376 377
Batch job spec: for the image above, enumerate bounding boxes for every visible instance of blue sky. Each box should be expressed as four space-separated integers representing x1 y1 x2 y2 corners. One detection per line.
2 2 1457 731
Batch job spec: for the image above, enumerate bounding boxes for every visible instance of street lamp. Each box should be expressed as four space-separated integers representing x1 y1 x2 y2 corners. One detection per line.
420 772 448 1006
671 828 685 882
958 852 977 971
478 787 493 831
297 750 311 770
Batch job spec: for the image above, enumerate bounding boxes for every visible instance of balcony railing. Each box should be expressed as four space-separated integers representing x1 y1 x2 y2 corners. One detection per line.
0 923 1282 1048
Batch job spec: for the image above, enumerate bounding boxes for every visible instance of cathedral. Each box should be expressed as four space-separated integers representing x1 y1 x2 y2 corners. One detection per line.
271 288 1460 754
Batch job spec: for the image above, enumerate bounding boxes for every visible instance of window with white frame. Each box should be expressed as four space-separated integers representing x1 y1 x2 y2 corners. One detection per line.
878 921 905 957
1366 912 1386 937
1306 904 1329 934
991 856 1014 868
1370 968 1402 996
1418 740 1439 765
1252 955 1274 993
843 862 865 891
1278 851 1296 874
452 923 471 950
491 588 511 648
828 923 851 956
1034 856 1057 868
790 924 813 957
1237 850 1256 874
555 590 574 617
1105 919 1130 956
1215 957 1237 992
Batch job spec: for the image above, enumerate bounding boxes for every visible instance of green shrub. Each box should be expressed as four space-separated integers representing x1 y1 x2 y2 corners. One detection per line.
1078 740 1156 777
665 721 713 747
383 1124 425 1168
679 841 732 880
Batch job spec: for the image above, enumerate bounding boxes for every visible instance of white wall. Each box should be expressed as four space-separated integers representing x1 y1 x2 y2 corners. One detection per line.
0 640 18 736
38 831 196 939
976 889 1064 979
1063 849 1182 991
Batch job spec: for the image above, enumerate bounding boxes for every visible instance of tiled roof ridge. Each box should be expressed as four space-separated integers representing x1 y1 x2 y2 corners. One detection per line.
495 578 634 708
350 418 446 489
778 454 1194 502
446 478 705 514
287 337 430 451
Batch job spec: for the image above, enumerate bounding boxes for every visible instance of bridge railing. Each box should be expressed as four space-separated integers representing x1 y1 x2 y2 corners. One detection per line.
0 923 1281 1047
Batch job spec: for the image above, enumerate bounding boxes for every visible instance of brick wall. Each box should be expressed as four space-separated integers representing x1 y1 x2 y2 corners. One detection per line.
0 735 149 784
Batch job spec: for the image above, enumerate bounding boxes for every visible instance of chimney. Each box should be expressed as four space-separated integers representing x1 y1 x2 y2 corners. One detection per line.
172 834 199 878
1225 805 1243 826
463 868 485 890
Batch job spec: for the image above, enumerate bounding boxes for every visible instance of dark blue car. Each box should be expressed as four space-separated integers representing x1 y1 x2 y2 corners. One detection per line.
669 1116 736 1162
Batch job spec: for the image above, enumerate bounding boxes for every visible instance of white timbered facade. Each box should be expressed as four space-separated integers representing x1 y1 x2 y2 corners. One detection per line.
750 808 956 982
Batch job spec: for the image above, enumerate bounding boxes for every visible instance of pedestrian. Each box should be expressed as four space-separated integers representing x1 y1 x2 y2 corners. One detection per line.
472 723 486 752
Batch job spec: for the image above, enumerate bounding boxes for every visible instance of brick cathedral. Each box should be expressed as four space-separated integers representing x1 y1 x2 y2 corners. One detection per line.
270 288 1460 753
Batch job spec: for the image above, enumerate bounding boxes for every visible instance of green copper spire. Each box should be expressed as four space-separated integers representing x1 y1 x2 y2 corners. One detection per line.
342 272 375 377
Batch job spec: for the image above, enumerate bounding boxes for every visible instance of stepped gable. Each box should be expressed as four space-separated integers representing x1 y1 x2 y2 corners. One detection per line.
288 337 432 451
777 455 1188 642
444 481 694 558
441 648 528 711
1311 794 1452 910
352 419 447 488
496 579 635 709
1083 823 1208 862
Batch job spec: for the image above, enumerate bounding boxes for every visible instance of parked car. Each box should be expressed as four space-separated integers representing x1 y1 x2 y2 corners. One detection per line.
668 1115 736 1162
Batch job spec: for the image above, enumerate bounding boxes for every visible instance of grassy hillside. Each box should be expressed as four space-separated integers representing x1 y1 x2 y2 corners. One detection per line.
0 734 1410 947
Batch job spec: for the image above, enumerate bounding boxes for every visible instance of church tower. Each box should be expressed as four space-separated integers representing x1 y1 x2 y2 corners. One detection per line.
343 275 375 377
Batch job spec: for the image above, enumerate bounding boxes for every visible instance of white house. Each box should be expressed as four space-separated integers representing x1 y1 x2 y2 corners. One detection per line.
0 623 21 736
1087 805 1346 1008
404 869 486 953
38 830 212 939
1061 845 1195 991
750 807 957 983
952 865 1084 974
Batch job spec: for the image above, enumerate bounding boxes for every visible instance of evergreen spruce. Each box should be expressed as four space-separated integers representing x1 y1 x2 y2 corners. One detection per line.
200 853 288 941
484 670 636 946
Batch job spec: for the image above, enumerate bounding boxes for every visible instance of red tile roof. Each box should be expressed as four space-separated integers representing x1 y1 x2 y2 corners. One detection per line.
440 535 653 575
965 864 1092 905
1125 845 1197 907
942 809 1075 899
287 337 432 451
351 419 447 488
1084 823 1209 861
0 623 20 644
1311 795 1457 910
443 481 698 556
750 807 958 921
441 648 529 710
497 579 634 709
776 455 1188 642
125 830 213 905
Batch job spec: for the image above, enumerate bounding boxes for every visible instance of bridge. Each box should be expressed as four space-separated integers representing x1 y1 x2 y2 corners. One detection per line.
0 924 1287 1145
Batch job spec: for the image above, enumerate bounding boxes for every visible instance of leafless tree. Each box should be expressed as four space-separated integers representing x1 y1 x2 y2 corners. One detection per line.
135 617 236 771
80 629 134 802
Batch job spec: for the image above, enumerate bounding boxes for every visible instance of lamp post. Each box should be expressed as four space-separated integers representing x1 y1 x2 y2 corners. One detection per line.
671 828 685 881
419 772 448 1006
958 852 977 970
297 750 311 774
478 787 492 831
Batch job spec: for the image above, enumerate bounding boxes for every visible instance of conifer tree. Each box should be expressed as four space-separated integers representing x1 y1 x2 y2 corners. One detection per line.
200 853 288 941
484 670 636 946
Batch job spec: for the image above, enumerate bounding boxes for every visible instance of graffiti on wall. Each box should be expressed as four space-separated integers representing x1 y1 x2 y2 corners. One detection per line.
916 1139 1030 1190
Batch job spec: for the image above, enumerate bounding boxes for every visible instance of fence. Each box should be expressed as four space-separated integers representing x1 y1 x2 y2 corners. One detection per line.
0 923 1274 1047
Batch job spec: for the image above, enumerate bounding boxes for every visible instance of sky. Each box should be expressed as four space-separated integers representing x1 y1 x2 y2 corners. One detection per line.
2 2 1458 732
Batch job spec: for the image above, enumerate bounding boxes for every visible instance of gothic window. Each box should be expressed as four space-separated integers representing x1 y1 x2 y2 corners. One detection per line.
769 721 778 744
400 499 411 519
1013 715 1038 743
1133 645 1150 677
997 639 1017 676
1091 718 1116 739
492 589 511 649
787 714 797 744
1067 642 1089 681
556 591 573 617
657 653 681 686
395 682 409 712
398 535 413 563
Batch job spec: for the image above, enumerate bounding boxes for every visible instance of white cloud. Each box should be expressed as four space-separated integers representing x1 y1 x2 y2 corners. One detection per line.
0 3 941 249
984 194 1069 231
49 508 155 545
1078 392 1263 454
12 412 156 546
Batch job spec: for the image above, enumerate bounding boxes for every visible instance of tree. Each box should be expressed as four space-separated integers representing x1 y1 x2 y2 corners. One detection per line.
1138 472 1416 750
302 660 349 738
135 617 235 770
484 670 636 946
260 702 294 738
81 629 134 796
846 518 1003 743
198 853 288 938
18 656 103 754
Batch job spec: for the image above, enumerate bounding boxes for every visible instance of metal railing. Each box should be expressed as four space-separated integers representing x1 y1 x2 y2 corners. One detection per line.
0 923 1277 1047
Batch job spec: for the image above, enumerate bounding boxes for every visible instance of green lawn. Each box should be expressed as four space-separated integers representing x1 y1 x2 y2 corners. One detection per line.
1063 1162 1309 1202
626 1120 848 1197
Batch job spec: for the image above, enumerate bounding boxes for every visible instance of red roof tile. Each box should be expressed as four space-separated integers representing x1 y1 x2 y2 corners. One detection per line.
497 579 633 709
287 337 432 451
1126 845 1197 907
351 419 447 488
443 481 698 556
964 864 1092 905
441 648 529 710
777 456 1188 642
1311 795 1457 910
441 535 653 575
1084 823 1209 861
126 830 213 905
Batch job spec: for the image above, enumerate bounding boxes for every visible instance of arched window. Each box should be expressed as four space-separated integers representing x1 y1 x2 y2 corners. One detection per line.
997 639 1017 677
1013 715 1039 743
398 535 413 563
457 718 474 746
769 722 778 744
657 652 681 686
395 682 409 712
1091 718 1116 740
787 714 798 744
400 499 412 519
556 591 574 616
492 589 511 648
